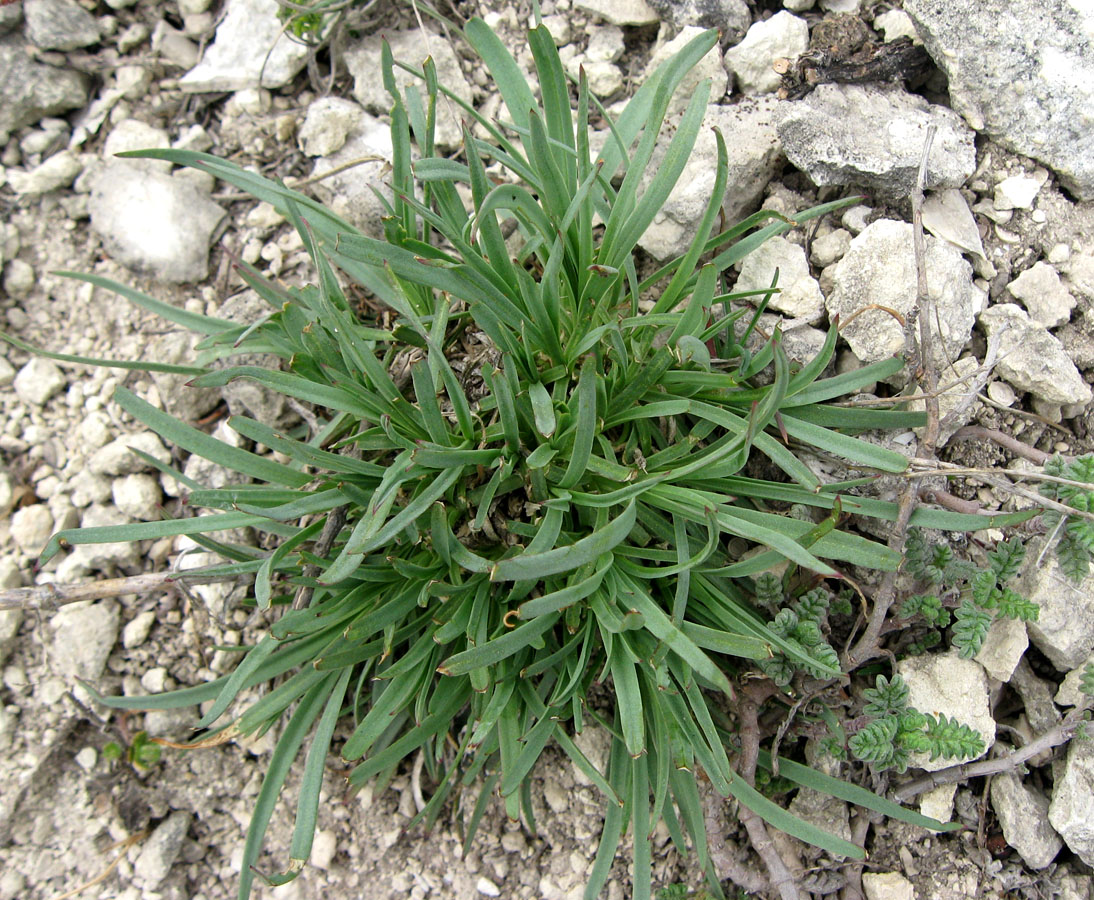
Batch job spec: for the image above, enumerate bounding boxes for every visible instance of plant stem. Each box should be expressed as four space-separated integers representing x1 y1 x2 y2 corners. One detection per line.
892 705 1090 803
0 569 242 612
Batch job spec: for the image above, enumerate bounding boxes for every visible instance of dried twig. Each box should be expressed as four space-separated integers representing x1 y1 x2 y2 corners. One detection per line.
949 425 1056 465
893 705 1090 803
697 772 770 895
49 828 151 900
737 682 804 900
0 569 243 613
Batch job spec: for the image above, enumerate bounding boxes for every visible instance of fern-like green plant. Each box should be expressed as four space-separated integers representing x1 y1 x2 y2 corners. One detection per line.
1040 454 1094 581
6 18 1032 900
900 533 1037 658
847 675 985 772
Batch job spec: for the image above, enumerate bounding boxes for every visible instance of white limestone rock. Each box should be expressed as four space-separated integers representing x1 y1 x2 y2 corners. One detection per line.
725 11 808 95
990 773 1062 869
978 304 1091 406
826 219 981 366
180 0 309 91
50 600 119 682
896 652 995 771
1005 262 1076 329
736 236 825 323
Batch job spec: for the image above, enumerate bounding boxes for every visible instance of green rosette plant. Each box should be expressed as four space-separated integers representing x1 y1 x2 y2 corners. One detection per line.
17 19 1031 900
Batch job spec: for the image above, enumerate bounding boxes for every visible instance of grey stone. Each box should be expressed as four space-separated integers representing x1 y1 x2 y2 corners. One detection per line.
644 0 750 43
787 787 852 856
344 28 473 150
826 219 981 366
3 258 35 298
0 356 14 387
152 20 199 69
0 606 22 667
995 175 1044 211
990 773 1062 869
90 161 225 283
0 1 22 35
7 149 83 195
24 0 100 50
112 474 162 521
0 475 13 518
103 118 171 170
905 0 1094 200
298 97 363 158
148 332 222 423
69 470 113 508
1065 252 1094 303
308 111 393 236
1049 736 1094 867
574 0 659 26
50 600 120 682
10 504 54 555
736 236 824 322
777 84 976 197
978 304 1091 406
54 504 142 580
579 61 624 99
896 652 995 771
134 811 191 888
1019 537 1094 670
645 26 729 114
89 431 171 477
725 11 808 95
873 9 918 43
862 872 915 900
13 357 66 406
922 189 986 261
1006 262 1076 329
974 615 1027 682
122 610 157 649
810 228 852 267
638 99 784 260
180 0 308 91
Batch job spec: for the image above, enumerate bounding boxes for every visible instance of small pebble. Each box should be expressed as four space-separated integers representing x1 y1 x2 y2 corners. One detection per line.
123 610 157 649
75 746 98 772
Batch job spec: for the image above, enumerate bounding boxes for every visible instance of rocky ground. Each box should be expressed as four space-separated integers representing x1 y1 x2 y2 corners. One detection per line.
1 0 1094 899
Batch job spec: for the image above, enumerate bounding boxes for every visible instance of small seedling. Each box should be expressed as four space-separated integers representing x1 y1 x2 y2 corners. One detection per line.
102 730 162 770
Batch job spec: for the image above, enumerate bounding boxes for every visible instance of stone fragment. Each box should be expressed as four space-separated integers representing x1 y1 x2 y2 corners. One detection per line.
122 610 157 649
311 829 337 870
298 97 362 158
725 11 809 94
1018 537 1094 670
994 175 1043 211
638 99 783 260
3 259 35 298
644 0 750 43
103 118 171 171
810 228 851 267
975 615 1028 683
152 20 199 69
7 150 83 195
0 590 24 666
90 162 225 283
826 220 981 366
586 25 625 63
1006 262 1076 329
13 357 66 406
862 872 915 900
0 35 88 142
304 110 392 231
180 0 308 90
148 332 222 423
873 9 917 43
922 189 985 261
644 25 728 113
50 600 119 681
89 432 171 477
1065 253 1094 303
134 811 191 888
990 773 1062 869
112 474 162 521
736 236 824 322
24 0 100 51
777 84 976 197
787 788 852 855
1049 736 1094 866
896 652 994 771
10 504 54 555
55 505 143 581
344 28 473 149
904 0 1094 199
0 0 22 35
1055 654 1094 708
919 783 957 823
574 0 659 26
579 61 624 98
978 304 1091 406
